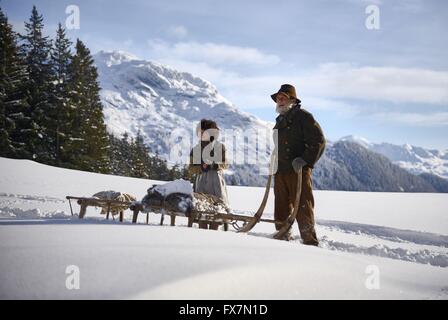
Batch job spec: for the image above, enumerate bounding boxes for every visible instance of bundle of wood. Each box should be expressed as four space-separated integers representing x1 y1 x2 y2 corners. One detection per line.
92 191 136 216
192 192 230 214
141 180 230 216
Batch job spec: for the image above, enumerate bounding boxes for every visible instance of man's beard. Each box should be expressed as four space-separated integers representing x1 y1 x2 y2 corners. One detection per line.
276 102 293 115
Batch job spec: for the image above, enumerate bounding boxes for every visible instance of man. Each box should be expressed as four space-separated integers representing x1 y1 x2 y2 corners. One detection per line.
271 84 325 246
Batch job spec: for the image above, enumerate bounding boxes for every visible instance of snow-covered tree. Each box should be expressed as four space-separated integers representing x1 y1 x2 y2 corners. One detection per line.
67 39 110 173
0 7 30 158
50 23 73 165
20 5 54 162
107 131 188 181
108 132 133 176
132 130 151 178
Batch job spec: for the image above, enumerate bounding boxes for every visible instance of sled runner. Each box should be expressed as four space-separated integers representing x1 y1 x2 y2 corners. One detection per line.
131 184 278 231
236 153 276 233
66 195 135 222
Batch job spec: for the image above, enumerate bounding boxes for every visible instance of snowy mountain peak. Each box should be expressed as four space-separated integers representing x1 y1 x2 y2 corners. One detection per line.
95 50 140 67
339 135 372 149
93 50 272 169
94 50 234 108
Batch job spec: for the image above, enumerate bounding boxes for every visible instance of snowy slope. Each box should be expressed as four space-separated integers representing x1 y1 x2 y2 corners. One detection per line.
94 51 273 169
340 135 448 179
1 157 447 299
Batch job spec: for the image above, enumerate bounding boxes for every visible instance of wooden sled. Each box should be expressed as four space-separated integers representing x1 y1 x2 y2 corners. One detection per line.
65 157 303 238
66 196 133 222
65 195 277 231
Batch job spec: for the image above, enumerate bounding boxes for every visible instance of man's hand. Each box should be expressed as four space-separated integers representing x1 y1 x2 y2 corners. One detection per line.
201 163 210 173
292 157 307 173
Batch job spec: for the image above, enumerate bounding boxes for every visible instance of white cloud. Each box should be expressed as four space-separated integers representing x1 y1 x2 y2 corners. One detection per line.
166 25 188 39
139 44 448 128
392 0 424 13
298 63 448 105
145 56 448 118
147 39 280 67
372 112 448 127
11 20 58 37
347 0 383 5
83 35 137 57
304 97 362 117
162 60 448 107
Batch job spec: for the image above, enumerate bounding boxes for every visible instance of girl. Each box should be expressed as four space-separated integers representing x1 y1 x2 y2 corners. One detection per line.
189 119 229 229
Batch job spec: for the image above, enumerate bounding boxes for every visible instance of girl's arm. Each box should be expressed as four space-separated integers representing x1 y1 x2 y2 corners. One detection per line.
188 148 202 175
212 143 229 170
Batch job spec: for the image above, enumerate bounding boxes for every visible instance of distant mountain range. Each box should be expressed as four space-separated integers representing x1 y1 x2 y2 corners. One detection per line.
94 51 448 193
313 140 448 192
339 135 448 180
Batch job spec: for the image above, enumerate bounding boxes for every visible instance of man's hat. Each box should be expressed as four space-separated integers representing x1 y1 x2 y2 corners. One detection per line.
271 84 301 103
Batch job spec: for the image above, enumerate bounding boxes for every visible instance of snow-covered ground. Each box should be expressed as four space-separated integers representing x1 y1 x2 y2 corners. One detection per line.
0 157 447 299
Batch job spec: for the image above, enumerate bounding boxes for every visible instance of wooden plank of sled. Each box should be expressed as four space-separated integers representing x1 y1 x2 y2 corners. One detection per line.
125 200 277 227
165 209 276 225
135 207 277 226
214 213 276 224
198 212 253 223
79 202 87 219
132 209 138 223
131 202 193 226
188 214 194 228
106 202 111 220
70 197 134 207
129 203 151 225
200 213 276 225
66 196 134 220
188 211 199 228
130 202 142 223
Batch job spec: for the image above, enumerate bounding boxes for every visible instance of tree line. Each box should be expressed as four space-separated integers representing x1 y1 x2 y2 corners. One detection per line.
0 5 188 181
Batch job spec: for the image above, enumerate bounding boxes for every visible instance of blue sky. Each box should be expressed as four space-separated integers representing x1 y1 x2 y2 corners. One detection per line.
3 0 448 149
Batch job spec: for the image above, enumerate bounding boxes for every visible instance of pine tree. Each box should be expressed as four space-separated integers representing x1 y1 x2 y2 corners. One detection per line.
67 39 110 173
107 130 190 181
20 5 54 162
108 132 133 176
50 23 72 166
132 130 150 178
0 6 30 158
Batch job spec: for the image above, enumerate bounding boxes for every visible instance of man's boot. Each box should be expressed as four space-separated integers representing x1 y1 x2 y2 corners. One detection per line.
283 231 294 241
301 229 319 246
